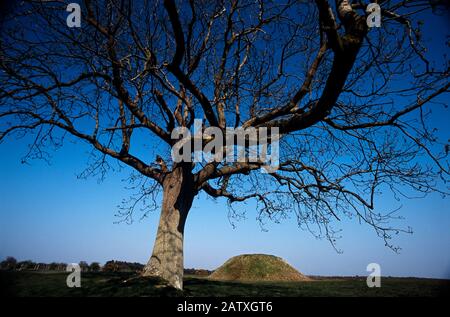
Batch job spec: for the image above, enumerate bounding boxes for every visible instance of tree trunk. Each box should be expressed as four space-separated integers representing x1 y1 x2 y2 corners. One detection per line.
142 165 195 290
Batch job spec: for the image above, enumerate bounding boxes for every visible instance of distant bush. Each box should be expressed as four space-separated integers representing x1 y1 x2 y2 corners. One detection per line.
89 262 101 272
184 268 213 276
48 262 67 271
0 256 17 270
79 261 89 272
17 260 36 271
35 263 50 271
102 260 144 272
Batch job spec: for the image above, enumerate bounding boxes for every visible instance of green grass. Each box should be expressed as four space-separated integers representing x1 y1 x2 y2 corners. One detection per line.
1 271 449 297
211 254 305 281
221 255 281 276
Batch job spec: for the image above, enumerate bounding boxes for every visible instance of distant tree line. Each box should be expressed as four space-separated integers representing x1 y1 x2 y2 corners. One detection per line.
0 257 139 273
102 260 144 272
1 257 214 276
184 268 213 276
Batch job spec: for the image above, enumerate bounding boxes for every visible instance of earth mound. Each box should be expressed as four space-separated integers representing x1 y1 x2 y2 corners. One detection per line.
208 254 310 282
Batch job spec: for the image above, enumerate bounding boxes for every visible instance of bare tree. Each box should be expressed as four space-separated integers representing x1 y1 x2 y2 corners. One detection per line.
0 0 448 289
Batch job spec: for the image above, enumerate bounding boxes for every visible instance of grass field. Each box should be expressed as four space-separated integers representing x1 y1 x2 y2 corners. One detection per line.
1 271 449 297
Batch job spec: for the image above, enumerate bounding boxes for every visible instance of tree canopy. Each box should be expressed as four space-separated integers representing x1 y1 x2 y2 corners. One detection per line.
0 0 448 259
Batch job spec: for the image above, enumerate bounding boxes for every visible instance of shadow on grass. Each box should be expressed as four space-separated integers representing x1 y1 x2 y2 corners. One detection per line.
1 271 449 297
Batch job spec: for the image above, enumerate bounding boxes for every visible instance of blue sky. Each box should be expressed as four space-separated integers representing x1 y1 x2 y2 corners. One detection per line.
0 5 449 279
0 132 449 278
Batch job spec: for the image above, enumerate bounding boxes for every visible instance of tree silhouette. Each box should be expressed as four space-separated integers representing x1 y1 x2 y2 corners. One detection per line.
0 257 17 270
0 0 448 289
89 262 101 272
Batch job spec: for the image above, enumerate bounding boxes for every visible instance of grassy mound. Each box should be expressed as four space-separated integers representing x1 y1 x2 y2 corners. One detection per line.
208 254 310 282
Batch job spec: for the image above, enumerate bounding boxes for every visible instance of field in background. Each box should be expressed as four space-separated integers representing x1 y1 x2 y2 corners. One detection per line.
1 271 449 297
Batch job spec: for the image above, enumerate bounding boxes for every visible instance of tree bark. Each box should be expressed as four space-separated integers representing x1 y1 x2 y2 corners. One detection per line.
142 165 195 290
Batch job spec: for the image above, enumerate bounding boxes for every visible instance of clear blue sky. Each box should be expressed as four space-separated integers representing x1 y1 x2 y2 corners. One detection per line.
0 6 449 279
1 128 449 278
